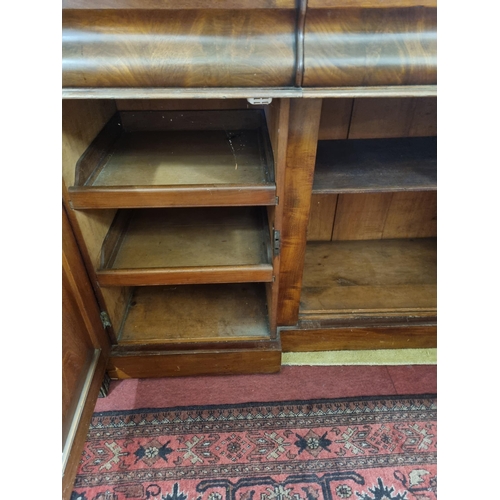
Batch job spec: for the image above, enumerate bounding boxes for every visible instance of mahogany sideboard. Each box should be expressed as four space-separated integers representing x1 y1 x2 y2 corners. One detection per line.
62 1 437 496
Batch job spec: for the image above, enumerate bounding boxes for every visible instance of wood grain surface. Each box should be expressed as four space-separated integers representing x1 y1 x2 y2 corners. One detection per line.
303 7 437 87
277 99 323 325
63 9 296 88
349 97 437 138
280 324 437 351
118 284 271 344
300 238 437 314
107 348 282 379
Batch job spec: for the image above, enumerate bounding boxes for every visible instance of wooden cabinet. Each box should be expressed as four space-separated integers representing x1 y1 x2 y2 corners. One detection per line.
280 97 437 350
63 99 291 378
62 2 437 495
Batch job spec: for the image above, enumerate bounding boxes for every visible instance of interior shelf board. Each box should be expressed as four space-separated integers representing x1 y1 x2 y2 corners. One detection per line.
300 238 437 317
70 110 276 208
97 207 273 286
118 284 271 345
313 137 437 193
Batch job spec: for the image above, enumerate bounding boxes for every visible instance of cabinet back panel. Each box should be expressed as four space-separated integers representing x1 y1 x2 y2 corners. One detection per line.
317 97 437 141
348 97 437 139
309 191 437 241
310 97 437 241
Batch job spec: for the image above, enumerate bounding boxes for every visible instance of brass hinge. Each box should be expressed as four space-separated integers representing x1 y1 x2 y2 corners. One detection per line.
273 229 281 256
100 311 112 329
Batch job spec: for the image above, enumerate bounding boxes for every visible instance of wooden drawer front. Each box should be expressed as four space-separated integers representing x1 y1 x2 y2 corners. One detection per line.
62 9 297 88
303 7 437 87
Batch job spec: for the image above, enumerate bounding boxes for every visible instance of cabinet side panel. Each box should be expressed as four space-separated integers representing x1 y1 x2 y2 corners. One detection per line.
62 100 117 187
63 99 129 338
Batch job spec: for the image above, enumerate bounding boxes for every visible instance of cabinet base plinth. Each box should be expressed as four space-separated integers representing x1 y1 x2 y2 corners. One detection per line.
107 344 282 379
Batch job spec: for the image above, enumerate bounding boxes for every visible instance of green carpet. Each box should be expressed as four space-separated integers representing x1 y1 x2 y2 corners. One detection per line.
282 348 437 366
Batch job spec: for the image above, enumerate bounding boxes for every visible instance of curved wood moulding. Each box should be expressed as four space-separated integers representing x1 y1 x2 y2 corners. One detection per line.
62 9 296 88
303 7 437 87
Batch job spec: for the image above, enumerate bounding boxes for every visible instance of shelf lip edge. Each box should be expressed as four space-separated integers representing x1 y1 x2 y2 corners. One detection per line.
96 265 274 286
69 185 277 209
62 85 437 99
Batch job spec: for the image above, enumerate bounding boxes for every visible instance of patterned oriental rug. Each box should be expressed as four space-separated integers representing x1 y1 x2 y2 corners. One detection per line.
71 395 437 500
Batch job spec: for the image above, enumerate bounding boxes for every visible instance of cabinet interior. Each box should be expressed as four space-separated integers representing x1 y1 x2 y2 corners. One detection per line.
62 95 436 365
62 98 285 348
304 96 437 322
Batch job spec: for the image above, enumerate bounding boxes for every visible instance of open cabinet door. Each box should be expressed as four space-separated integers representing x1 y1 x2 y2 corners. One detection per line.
62 204 111 500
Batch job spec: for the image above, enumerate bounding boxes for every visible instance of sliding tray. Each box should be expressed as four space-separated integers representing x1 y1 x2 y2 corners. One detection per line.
69 110 276 209
97 207 273 286
116 283 272 346
313 137 437 194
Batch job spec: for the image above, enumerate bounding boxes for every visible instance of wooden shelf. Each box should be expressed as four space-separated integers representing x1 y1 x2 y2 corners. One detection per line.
300 238 437 319
97 207 273 286
117 284 271 345
69 110 276 209
313 137 437 193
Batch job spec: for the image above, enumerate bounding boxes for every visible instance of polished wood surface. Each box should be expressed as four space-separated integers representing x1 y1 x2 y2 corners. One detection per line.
300 238 437 315
118 284 271 344
62 9 296 88
107 348 281 379
264 99 290 333
313 137 437 193
62 206 109 500
280 324 437 351
97 207 273 286
63 355 107 500
62 268 94 446
303 7 437 87
277 99 322 326
70 186 276 210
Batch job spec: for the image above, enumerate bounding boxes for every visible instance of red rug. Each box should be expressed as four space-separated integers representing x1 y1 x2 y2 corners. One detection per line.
72 395 437 500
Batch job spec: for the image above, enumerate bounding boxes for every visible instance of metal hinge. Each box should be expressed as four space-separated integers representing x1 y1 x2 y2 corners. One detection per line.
247 97 273 105
273 229 281 256
100 311 112 329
